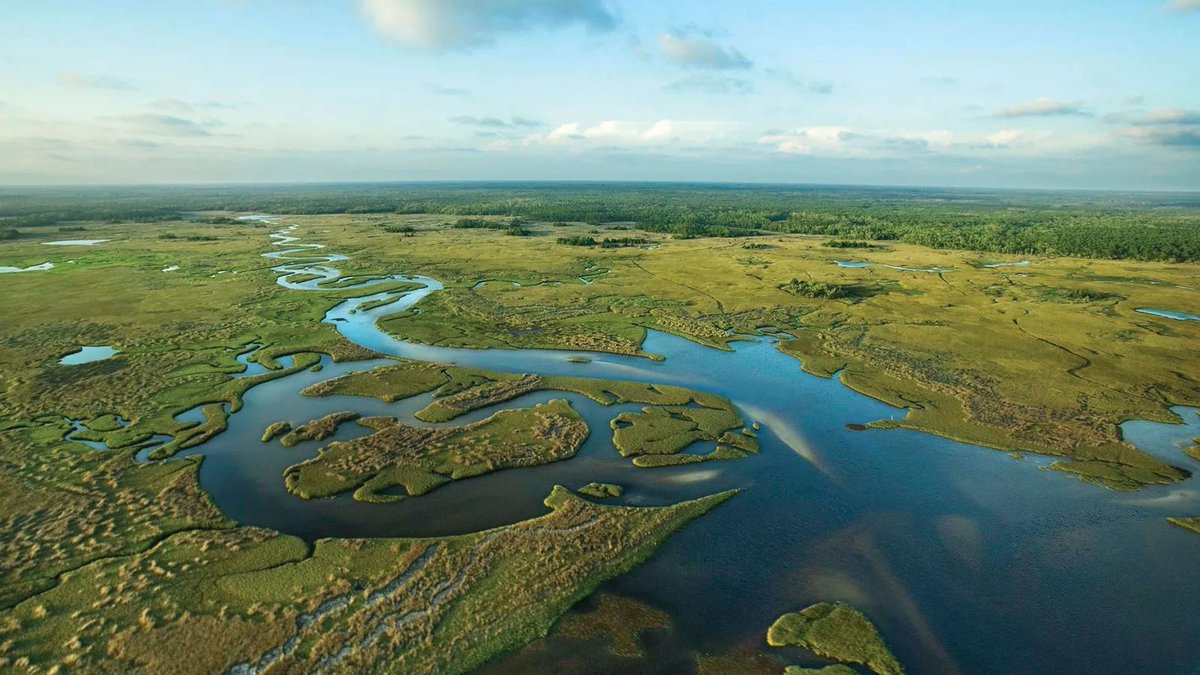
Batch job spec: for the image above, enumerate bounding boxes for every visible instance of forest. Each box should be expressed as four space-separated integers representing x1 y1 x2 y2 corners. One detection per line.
2 182 1199 262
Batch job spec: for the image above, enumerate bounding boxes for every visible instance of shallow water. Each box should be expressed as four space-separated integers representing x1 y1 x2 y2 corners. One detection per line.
0 262 54 273
1137 308 1200 322
834 260 952 273
145 218 1200 674
58 345 118 365
42 239 108 246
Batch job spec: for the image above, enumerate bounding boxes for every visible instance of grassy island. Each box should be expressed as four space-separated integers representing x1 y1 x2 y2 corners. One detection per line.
767 602 903 675
282 400 589 502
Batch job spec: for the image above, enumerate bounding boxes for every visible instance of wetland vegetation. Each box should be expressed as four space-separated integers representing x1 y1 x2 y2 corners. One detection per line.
1 184 1199 674
767 603 904 675
282 400 589 502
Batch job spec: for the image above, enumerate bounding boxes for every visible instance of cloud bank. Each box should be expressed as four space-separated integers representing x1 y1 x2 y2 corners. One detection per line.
1117 108 1200 148
357 0 617 50
658 33 752 70
449 115 542 128
996 98 1089 118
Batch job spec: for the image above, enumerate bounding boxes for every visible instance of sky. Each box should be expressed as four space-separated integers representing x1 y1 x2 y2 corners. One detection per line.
1 0 1198 190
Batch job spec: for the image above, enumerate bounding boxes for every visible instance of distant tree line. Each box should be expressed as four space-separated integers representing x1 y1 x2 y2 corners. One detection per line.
556 236 651 248
822 240 874 248
193 216 242 225
3 183 1200 262
382 224 416 235
599 237 650 248
557 236 597 246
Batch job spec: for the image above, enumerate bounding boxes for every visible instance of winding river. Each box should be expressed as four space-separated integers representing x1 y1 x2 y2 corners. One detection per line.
149 217 1200 674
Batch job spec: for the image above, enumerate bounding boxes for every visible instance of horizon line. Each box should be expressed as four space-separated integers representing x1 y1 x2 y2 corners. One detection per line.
2 178 1198 196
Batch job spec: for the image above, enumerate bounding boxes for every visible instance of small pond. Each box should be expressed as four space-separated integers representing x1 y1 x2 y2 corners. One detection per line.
43 239 109 246
59 345 119 365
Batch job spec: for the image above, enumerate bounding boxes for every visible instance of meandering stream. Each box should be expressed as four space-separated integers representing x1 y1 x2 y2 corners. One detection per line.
137 216 1200 674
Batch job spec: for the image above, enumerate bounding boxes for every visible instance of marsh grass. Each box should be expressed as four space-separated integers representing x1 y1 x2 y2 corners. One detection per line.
283 400 589 502
277 411 359 447
261 421 291 442
611 405 742 458
767 602 903 675
1168 517 1200 536
0 485 736 673
578 483 624 499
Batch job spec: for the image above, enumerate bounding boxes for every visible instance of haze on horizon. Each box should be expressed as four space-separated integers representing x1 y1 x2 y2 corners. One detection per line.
1 0 1198 191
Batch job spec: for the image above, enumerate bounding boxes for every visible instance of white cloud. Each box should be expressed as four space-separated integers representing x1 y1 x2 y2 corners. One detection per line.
1137 108 1200 126
758 126 1099 158
759 127 856 155
983 130 1028 147
1115 108 1200 148
658 33 752 70
481 139 514 151
541 119 734 146
546 122 583 141
1118 126 1200 148
449 115 542 128
357 0 617 50
996 98 1089 118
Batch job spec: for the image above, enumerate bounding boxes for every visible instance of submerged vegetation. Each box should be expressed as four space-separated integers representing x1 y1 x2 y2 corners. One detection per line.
553 593 669 658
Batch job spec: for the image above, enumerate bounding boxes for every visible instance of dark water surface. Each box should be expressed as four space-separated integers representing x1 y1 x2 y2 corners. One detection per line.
163 218 1200 674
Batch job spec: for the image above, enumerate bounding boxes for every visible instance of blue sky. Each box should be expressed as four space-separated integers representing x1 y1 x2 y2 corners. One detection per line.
1 0 1197 189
